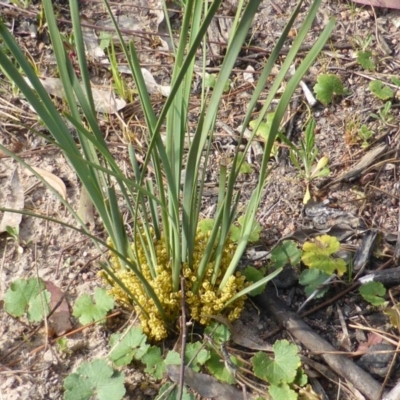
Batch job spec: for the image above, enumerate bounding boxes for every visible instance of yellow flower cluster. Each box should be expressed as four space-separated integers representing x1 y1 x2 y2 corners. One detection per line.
101 229 247 340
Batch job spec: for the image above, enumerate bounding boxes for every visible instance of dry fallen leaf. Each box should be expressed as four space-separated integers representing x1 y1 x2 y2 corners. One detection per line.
356 332 383 353
24 77 126 114
140 68 171 97
81 17 108 63
0 169 24 233
77 187 95 229
27 166 67 200
45 281 72 336
91 86 126 114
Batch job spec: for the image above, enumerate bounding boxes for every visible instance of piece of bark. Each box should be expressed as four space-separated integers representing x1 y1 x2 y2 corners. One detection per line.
323 144 387 187
353 229 378 273
359 267 400 287
256 288 382 400
167 365 254 400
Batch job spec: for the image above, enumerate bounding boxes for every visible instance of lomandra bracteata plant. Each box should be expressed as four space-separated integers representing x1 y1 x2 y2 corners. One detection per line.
0 0 335 339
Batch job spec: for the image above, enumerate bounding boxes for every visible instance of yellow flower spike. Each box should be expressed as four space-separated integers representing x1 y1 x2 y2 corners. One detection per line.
103 228 248 340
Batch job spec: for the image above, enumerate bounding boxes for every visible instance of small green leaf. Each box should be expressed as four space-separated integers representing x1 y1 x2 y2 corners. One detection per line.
314 167 330 178
299 269 330 298
63 359 125 400
301 235 347 276
359 281 386 306
252 340 300 385
229 216 262 243
205 349 237 384
56 337 71 354
73 288 114 325
99 31 112 50
204 322 231 345
313 74 346 105
184 342 210 371
198 218 215 234
269 383 298 400
142 346 166 379
271 240 301 268
4 278 50 322
237 152 253 174
294 368 308 386
250 112 275 141
390 76 400 87
204 72 216 88
369 80 394 100
203 73 230 92
384 305 400 328
165 350 181 366
108 326 150 366
357 50 375 71
242 266 267 296
359 125 374 142
28 290 51 322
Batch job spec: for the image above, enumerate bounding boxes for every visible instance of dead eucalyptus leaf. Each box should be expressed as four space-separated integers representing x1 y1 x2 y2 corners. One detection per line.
45 280 72 336
91 86 126 113
28 166 67 200
140 68 171 97
243 65 255 83
0 169 24 233
24 77 126 114
81 18 108 63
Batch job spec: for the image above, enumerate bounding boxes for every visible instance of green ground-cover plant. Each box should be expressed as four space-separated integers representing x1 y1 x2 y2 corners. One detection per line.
280 118 330 203
0 0 335 341
370 100 394 126
355 34 376 71
241 236 387 308
63 321 311 400
359 124 374 148
300 235 387 306
369 80 394 101
105 39 133 102
313 73 347 105
4 277 115 325
4 277 50 322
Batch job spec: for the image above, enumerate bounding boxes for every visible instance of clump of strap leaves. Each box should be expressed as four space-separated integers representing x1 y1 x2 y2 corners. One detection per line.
0 0 334 340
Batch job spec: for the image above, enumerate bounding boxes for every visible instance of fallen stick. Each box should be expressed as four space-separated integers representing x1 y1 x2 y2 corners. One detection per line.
256 289 382 400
